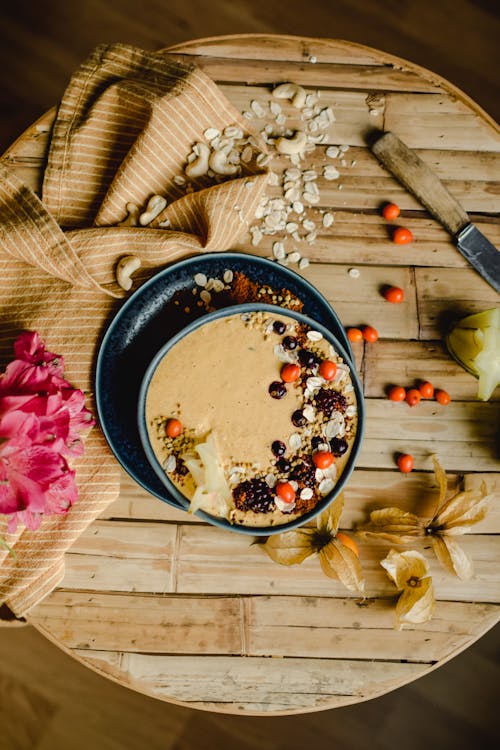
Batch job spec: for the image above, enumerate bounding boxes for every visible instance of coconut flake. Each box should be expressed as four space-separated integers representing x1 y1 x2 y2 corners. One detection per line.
265 473 277 488
303 404 316 422
307 330 323 342
163 455 176 473
274 343 297 363
289 433 302 450
306 376 324 391
300 487 314 500
275 496 296 513
319 478 334 496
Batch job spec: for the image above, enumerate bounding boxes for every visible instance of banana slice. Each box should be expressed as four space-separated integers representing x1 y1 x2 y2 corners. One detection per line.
182 432 232 515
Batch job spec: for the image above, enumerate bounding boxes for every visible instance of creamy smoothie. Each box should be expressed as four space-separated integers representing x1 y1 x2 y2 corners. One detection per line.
145 311 358 527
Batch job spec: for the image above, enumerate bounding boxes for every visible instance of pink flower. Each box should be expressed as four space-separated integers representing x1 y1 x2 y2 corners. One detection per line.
0 332 68 396
0 331 94 533
0 437 68 515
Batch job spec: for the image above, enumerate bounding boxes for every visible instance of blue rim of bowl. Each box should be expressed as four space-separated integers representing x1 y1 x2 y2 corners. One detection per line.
137 302 365 536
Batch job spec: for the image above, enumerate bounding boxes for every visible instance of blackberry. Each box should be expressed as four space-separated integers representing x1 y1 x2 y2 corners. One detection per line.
276 456 291 473
271 440 286 457
290 459 318 514
330 437 348 457
315 387 347 416
272 320 286 335
269 381 287 399
291 409 306 427
298 348 320 368
290 459 316 490
233 479 274 513
282 335 298 350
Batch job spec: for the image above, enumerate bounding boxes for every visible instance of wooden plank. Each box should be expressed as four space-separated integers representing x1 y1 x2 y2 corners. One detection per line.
107 466 500 533
105 652 429 710
245 597 499 660
31 592 242 654
385 93 500 151
364 339 500 401
176 525 500 601
361 398 500 472
415 267 500 339
170 54 442 93
300 263 418 339
31 591 498 662
166 36 390 66
236 212 499 269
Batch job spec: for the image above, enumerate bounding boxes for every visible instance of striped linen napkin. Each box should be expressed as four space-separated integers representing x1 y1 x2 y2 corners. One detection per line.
0 43 268 617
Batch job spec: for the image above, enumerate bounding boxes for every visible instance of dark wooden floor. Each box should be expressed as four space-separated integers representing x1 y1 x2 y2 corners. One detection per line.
0 1 499 748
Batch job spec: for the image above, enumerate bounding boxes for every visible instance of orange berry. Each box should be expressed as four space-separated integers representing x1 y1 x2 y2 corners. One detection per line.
397 453 414 473
405 389 421 407
336 531 359 556
435 389 451 405
418 381 435 399
165 418 182 438
276 481 295 503
382 202 401 221
347 327 363 343
389 385 406 402
319 360 337 381
383 286 404 304
393 227 413 245
312 451 335 469
363 326 379 343
281 363 300 383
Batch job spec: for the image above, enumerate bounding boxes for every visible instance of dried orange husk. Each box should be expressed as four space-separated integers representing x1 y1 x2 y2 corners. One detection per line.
431 454 448 512
262 529 316 565
431 535 474 580
358 507 423 544
432 485 488 533
380 549 428 590
316 492 344 534
318 538 365 593
380 549 435 629
395 577 435 630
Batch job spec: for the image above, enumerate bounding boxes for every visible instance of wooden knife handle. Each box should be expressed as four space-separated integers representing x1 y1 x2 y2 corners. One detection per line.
371 131 469 236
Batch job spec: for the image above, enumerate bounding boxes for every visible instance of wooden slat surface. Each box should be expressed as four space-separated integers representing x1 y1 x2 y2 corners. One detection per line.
5 34 498 715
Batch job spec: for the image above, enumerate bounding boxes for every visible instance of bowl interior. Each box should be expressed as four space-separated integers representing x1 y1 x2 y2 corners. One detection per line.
138 303 365 535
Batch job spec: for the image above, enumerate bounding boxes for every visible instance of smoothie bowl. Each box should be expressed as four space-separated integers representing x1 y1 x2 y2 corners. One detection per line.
138 303 365 535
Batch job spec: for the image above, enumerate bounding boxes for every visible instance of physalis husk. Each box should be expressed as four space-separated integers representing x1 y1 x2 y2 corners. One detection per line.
263 493 365 593
381 549 435 629
358 455 488 580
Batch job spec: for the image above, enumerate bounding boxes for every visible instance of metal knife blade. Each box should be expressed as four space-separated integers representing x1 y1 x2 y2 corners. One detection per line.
456 224 500 293
371 131 500 293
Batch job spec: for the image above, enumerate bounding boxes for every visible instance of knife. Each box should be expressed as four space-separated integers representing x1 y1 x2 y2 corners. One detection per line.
371 131 500 293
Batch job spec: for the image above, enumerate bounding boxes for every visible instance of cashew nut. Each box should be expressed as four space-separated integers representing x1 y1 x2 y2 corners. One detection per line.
208 150 239 176
276 130 308 155
185 142 210 179
117 202 140 227
272 82 307 109
139 195 167 226
116 255 142 291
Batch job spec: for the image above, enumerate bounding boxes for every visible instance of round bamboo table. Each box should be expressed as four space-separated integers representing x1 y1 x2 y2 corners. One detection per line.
4 34 499 715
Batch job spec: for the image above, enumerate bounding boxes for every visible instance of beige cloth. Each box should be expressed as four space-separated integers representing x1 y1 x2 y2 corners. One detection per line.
0 43 268 616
